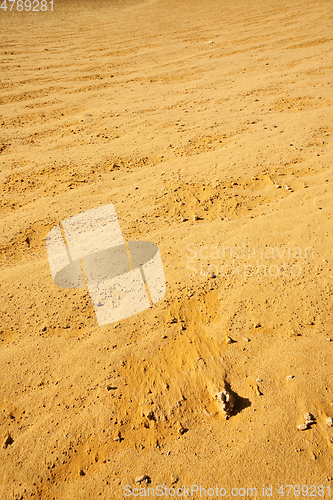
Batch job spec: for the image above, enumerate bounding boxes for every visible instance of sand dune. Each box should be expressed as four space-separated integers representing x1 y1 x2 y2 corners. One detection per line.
1 0 333 497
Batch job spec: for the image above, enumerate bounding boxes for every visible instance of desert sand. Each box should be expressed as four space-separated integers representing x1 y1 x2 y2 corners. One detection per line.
1 0 333 498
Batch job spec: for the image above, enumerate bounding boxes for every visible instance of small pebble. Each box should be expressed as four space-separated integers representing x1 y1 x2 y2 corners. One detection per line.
226 336 233 344
178 424 186 435
135 475 150 484
255 385 263 396
326 417 333 427
3 433 13 448
256 378 263 383
285 185 291 190
275 184 282 189
243 337 250 342
193 214 199 221
304 412 314 421
297 423 308 431
113 431 121 442
286 375 295 381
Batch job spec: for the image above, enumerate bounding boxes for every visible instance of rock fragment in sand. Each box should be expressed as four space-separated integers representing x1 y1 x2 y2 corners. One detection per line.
3 432 13 448
326 416 333 427
297 424 308 431
177 422 187 435
217 390 235 419
304 412 314 421
255 385 263 396
113 431 121 442
135 475 151 484
193 214 199 221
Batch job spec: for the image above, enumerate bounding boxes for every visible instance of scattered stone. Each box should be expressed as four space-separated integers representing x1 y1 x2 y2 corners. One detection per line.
275 184 282 189
256 378 263 383
285 185 292 190
41 326 47 332
243 337 250 342
193 214 199 221
326 417 333 427
286 375 295 381
253 322 261 328
203 408 216 417
135 475 150 484
255 385 263 396
297 423 308 431
304 412 314 421
217 390 235 419
180 217 186 222
178 423 187 435
226 336 233 344
113 431 121 442
3 432 13 448
79 469 85 476
105 384 117 391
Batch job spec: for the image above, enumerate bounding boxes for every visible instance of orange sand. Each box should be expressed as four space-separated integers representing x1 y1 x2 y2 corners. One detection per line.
1 0 333 498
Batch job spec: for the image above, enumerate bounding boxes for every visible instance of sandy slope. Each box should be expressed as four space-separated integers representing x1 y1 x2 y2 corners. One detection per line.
0 0 333 498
